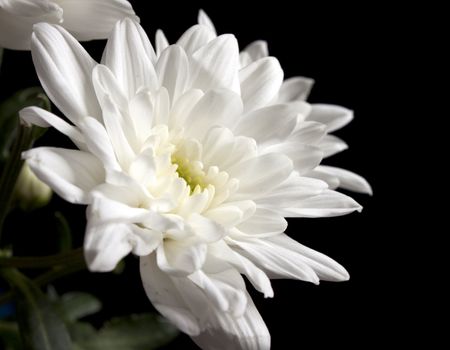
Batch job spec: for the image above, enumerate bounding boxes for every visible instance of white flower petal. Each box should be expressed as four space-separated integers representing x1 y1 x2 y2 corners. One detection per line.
318 135 348 157
278 76 315 102
204 200 255 228
84 221 133 272
78 116 120 171
236 208 287 238
239 57 283 112
140 254 201 336
156 240 207 276
243 40 269 61
228 153 293 199
202 127 257 171
31 23 101 123
152 87 171 125
282 189 362 217
128 90 154 145
255 173 328 210
56 0 138 41
168 89 204 129
305 168 340 190
234 104 299 146
156 45 189 103
229 238 320 284
307 104 354 133
184 89 243 140
92 74 136 168
129 225 163 256
264 142 323 175
208 241 273 298
189 269 247 317
23 147 104 204
266 234 349 281
0 0 62 50
176 24 215 55
155 29 169 56
102 18 157 98
188 213 227 243
197 9 217 35
192 291 270 350
19 106 85 149
315 166 372 195
191 34 241 94
291 121 326 145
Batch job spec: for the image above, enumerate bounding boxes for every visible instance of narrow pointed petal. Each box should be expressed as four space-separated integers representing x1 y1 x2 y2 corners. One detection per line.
243 40 269 61
315 166 373 195
307 104 354 132
156 45 189 103
184 89 243 140
176 24 215 55
102 18 157 98
230 237 320 284
236 208 287 238
255 173 328 209
31 23 101 123
234 104 299 146
155 29 169 56
240 57 283 112
267 234 350 281
78 117 121 171
228 153 293 199
197 9 217 35
318 135 348 157
20 106 85 149
282 189 362 217
278 76 315 102
191 34 241 94
56 0 138 41
23 147 104 204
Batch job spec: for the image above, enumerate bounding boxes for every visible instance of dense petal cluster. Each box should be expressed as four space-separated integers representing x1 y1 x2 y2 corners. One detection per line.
21 16 369 350
0 0 137 50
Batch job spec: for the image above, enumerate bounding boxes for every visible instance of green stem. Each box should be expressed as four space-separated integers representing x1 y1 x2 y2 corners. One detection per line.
0 248 84 269
0 260 86 306
0 125 35 242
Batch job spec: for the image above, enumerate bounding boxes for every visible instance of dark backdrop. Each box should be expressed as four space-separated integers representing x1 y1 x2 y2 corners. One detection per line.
0 1 413 349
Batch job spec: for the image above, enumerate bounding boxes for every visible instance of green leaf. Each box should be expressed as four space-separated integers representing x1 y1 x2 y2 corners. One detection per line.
0 87 50 162
1 269 72 350
0 320 22 350
58 293 102 323
54 212 72 253
77 314 178 350
67 322 96 343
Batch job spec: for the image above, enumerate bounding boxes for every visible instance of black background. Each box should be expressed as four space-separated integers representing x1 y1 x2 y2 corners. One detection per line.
0 1 421 349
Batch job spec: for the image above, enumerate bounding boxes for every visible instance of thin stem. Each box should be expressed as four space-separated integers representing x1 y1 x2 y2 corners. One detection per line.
0 248 84 269
0 260 86 306
0 125 34 242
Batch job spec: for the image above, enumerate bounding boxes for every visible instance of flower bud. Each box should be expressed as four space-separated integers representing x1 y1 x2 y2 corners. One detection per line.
13 162 52 211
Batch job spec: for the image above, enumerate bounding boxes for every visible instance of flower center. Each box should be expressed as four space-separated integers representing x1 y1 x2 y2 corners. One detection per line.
171 154 207 193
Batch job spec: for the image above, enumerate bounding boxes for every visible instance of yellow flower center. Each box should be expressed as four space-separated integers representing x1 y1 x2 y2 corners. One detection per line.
171 154 207 193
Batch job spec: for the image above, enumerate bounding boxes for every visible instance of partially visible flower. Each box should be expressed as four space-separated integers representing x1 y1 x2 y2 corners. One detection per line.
13 162 52 210
0 0 137 50
22 18 366 350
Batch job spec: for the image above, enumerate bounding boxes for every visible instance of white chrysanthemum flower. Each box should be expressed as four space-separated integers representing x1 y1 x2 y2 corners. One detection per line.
156 10 372 196
0 0 137 50
22 18 366 350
